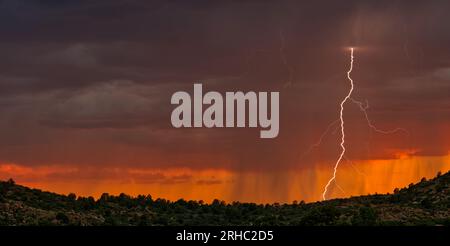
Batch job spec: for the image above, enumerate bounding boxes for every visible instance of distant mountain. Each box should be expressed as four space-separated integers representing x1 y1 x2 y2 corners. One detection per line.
1 171 449 226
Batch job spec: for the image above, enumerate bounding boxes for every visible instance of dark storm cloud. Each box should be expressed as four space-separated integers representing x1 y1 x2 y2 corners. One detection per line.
0 0 449 170
0 0 354 93
2 0 448 93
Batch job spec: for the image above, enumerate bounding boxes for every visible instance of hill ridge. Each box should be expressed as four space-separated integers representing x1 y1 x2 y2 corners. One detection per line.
1 171 449 225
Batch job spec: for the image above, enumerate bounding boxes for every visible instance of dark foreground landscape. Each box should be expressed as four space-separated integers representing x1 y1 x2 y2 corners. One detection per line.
1 171 449 226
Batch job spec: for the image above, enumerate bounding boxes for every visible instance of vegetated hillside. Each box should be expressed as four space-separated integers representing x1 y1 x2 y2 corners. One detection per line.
0 171 449 226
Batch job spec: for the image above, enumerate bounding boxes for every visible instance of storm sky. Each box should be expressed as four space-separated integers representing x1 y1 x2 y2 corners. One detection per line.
1 0 450 202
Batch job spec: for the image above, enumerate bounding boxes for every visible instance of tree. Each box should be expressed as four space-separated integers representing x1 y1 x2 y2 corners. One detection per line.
299 205 340 226
99 193 110 203
56 212 70 224
6 178 15 186
351 206 378 226
420 198 433 209
68 193 77 201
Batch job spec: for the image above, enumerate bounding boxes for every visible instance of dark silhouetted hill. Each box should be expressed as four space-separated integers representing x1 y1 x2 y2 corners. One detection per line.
1 171 449 226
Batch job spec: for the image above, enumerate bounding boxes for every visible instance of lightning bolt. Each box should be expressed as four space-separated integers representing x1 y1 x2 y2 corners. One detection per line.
322 47 355 201
349 97 409 135
318 48 410 200
302 97 409 165
298 119 340 160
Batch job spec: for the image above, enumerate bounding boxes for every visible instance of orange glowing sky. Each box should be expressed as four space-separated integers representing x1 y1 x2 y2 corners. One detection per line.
2 153 450 203
1 1 450 203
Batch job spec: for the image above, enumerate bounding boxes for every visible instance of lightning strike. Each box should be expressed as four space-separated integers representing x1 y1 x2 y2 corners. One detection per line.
344 155 366 177
322 47 355 201
297 48 409 200
318 49 409 200
305 97 408 162
350 97 410 135
298 119 339 160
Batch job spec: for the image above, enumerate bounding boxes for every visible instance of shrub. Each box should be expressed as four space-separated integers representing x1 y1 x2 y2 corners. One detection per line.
56 212 70 224
351 206 378 226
